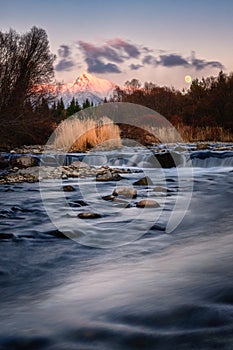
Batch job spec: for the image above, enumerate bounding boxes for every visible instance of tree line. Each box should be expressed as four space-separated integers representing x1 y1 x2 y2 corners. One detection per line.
112 72 233 131
33 97 94 123
0 26 233 147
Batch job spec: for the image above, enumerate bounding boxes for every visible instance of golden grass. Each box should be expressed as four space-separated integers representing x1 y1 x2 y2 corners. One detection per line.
51 116 232 152
176 125 233 142
52 116 122 151
144 124 233 143
151 127 181 143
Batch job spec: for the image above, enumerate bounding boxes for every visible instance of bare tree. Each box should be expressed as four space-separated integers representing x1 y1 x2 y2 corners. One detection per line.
124 78 141 92
0 26 56 145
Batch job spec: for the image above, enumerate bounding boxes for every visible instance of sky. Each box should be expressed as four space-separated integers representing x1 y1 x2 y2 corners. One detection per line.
1 0 233 89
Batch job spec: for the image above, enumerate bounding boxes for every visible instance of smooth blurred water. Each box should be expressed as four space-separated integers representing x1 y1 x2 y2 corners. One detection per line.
0 150 233 349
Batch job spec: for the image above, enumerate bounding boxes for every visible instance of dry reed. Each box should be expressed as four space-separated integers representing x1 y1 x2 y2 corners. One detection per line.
145 124 233 143
176 125 233 142
52 116 122 151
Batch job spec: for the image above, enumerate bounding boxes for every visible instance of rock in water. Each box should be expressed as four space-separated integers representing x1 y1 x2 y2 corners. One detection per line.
112 198 130 207
102 195 115 201
136 199 160 208
73 200 88 206
0 233 14 239
70 160 91 169
102 195 130 207
133 176 153 186
153 152 178 168
63 185 75 192
112 186 137 199
78 212 101 219
0 156 9 169
96 171 122 182
10 155 39 168
153 186 168 193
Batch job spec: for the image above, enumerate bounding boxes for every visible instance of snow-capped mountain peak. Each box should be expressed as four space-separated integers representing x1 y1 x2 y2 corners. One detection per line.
73 72 116 95
54 72 116 107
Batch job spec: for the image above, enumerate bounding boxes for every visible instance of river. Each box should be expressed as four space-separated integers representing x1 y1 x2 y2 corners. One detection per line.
0 146 233 349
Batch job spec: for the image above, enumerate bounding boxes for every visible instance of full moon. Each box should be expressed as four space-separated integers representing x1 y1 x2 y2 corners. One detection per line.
185 75 192 83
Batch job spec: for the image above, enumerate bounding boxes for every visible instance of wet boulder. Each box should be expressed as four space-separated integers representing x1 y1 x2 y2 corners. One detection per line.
133 176 153 186
112 198 131 207
102 195 115 201
10 155 40 169
102 195 130 207
96 170 122 182
136 199 160 208
147 152 183 168
112 186 137 199
63 185 75 192
0 156 9 169
70 160 91 169
153 186 168 193
78 212 101 219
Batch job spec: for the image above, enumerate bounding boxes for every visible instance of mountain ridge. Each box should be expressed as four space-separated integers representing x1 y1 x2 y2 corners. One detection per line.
53 72 117 107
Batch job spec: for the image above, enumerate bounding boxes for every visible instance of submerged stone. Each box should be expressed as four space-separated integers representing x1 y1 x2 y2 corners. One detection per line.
78 212 101 219
0 233 14 239
63 185 75 192
112 198 131 207
10 155 40 168
136 199 160 208
112 186 137 198
0 156 9 169
102 195 115 201
102 194 131 207
133 176 153 186
71 160 91 169
73 200 88 206
153 186 168 193
96 171 122 182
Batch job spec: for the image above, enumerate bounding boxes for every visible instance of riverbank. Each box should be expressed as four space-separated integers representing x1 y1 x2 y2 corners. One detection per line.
1 142 233 184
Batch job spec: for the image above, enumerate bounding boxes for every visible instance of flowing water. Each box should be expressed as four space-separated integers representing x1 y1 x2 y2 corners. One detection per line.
0 146 233 349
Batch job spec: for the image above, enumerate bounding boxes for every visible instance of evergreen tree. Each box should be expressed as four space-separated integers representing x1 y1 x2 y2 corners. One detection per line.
66 97 76 116
52 97 66 121
75 99 81 112
66 97 82 116
82 98 91 109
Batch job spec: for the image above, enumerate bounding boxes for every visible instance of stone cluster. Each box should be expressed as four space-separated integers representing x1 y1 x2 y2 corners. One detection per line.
0 155 134 184
0 154 176 222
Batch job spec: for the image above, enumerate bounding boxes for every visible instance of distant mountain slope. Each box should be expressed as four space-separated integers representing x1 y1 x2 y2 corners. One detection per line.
52 72 117 107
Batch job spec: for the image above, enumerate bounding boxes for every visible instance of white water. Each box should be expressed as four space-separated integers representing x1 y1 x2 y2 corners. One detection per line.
0 148 233 349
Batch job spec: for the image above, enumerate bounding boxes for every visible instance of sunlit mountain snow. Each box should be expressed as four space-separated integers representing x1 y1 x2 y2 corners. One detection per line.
50 72 117 107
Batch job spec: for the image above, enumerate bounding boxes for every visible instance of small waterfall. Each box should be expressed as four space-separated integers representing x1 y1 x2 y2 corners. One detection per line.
191 151 233 168
2 149 233 169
